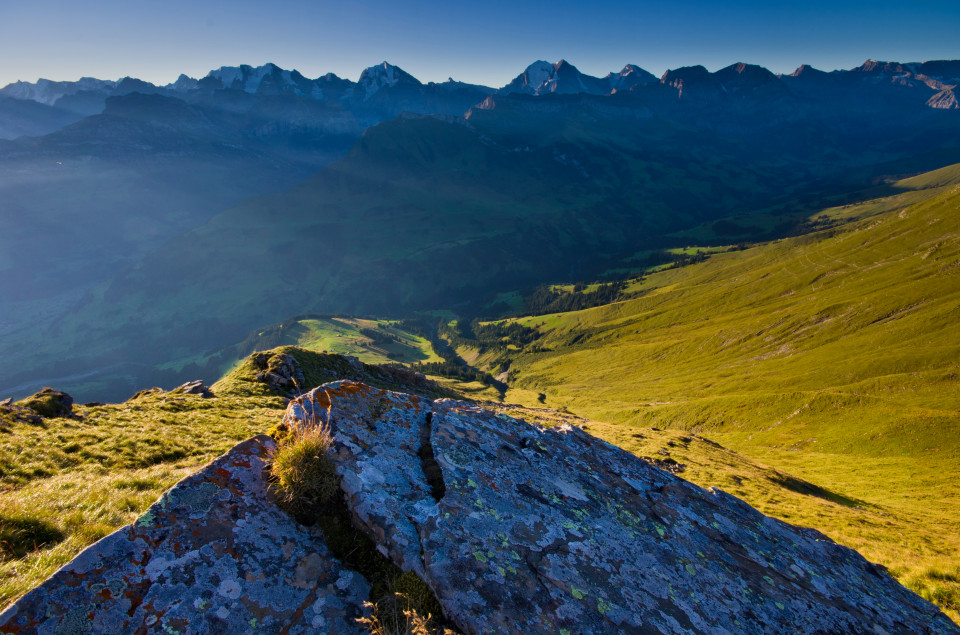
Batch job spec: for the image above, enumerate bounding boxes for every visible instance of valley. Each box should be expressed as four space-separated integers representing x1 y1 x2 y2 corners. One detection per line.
3 58 960 402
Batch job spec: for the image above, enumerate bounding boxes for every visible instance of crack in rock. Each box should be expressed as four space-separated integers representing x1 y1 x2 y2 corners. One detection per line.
417 411 447 502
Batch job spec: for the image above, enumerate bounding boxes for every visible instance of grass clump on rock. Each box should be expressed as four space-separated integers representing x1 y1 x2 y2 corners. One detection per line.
271 424 339 518
270 419 456 634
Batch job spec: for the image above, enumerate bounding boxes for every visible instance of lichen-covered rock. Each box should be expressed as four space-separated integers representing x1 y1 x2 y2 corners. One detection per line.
0 435 370 634
286 381 960 635
252 352 305 395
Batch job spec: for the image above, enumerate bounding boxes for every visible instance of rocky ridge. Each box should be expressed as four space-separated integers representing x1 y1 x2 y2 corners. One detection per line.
4 380 956 633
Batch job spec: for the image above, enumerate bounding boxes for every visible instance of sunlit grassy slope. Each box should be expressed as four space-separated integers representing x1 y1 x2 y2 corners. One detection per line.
497 166 960 451
231 316 441 367
449 164 960 619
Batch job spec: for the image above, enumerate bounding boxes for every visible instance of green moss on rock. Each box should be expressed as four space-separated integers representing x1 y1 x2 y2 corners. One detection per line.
15 388 73 419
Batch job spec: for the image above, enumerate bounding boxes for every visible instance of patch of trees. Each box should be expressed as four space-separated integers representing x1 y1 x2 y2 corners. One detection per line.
522 281 627 316
411 361 498 386
359 327 397 347
439 319 541 356
472 321 540 352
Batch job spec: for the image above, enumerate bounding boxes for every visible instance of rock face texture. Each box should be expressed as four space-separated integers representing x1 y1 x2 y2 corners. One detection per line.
286 381 959 635
0 435 370 634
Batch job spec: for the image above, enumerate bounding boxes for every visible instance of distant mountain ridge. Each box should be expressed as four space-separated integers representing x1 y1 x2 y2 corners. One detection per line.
4 57 958 110
2 56 956 142
2 57 957 143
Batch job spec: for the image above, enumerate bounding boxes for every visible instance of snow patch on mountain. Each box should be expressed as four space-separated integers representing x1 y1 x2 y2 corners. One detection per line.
0 77 117 105
356 62 420 100
202 63 304 94
500 61 555 95
500 60 615 96
607 64 657 92
167 74 199 92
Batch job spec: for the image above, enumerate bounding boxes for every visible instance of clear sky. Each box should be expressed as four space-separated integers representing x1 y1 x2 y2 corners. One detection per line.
1 0 958 88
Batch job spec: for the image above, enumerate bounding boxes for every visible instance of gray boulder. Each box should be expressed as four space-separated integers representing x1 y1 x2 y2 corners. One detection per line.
0 435 370 634
286 381 959 635
4 380 956 634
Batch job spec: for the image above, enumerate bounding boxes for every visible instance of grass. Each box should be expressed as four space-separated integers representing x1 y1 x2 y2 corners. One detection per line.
0 387 284 608
0 513 65 561
358 590 452 635
244 317 443 366
495 177 960 455
271 424 339 516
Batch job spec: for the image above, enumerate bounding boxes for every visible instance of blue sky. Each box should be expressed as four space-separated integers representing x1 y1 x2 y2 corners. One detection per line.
1 0 958 88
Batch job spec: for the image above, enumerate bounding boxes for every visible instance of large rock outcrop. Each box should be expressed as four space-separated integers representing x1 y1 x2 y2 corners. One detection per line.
286 381 958 634
3 380 957 634
0 436 370 634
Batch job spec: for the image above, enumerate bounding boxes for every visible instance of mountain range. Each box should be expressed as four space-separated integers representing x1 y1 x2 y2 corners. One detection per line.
5 58 959 115
0 57 959 402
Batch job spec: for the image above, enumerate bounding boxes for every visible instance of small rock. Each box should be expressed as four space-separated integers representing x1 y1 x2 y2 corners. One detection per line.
16 388 73 418
172 380 214 398
253 353 306 395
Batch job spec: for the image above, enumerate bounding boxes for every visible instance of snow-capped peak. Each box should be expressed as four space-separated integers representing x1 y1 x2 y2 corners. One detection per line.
525 61 556 92
357 62 420 100
166 74 199 92
203 63 302 94
500 60 612 96
0 77 117 105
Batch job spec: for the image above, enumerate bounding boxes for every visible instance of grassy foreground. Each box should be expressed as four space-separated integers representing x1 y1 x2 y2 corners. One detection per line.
0 347 455 611
0 388 283 609
0 348 957 621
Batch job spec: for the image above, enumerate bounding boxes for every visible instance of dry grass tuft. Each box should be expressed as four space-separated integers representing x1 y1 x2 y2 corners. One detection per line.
357 592 455 635
270 424 339 516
